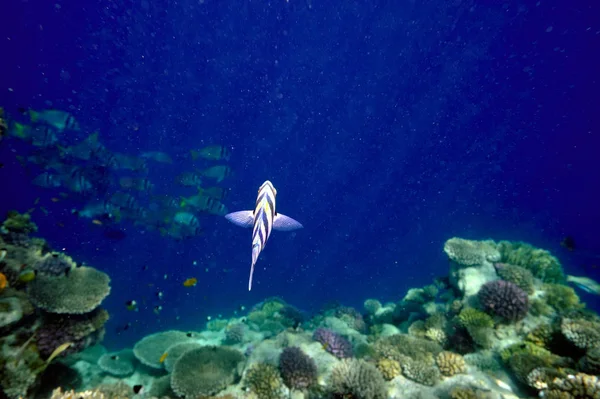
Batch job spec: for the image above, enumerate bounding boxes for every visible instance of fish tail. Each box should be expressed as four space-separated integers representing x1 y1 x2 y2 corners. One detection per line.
248 263 255 291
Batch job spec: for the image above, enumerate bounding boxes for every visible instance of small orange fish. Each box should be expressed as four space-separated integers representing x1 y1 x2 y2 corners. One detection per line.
183 277 198 287
92 219 103 226
0 272 7 290
159 352 168 363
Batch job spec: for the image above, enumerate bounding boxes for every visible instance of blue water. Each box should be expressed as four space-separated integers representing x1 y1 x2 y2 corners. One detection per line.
1 0 599 349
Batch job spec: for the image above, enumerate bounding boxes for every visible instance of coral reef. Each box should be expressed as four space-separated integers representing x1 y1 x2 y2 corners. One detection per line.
478 280 529 321
278 346 317 390
97 350 136 377
561 317 600 349
435 351 466 376
494 262 535 294
497 240 565 283
171 346 245 397
162 341 203 373
27 266 111 314
313 327 353 358
133 330 194 369
244 363 285 399
0 213 111 399
329 359 387 399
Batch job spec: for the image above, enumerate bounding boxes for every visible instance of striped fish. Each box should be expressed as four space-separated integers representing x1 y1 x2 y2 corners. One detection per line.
225 180 302 290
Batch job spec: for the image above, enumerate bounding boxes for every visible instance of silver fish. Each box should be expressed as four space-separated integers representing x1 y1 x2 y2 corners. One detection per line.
225 180 302 290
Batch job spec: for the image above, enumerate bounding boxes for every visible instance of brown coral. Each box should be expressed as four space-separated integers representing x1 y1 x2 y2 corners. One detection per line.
561 318 600 350
542 373 600 399
436 351 466 376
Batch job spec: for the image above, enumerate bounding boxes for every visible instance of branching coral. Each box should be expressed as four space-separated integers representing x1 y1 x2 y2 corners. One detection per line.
580 347 600 375
224 322 245 344
372 334 442 363
27 266 111 314
34 252 77 276
497 241 565 283
313 328 353 358
543 283 584 313
436 351 466 376
244 363 285 399
478 280 529 321
1 211 38 235
278 347 317 391
171 346 245 398
329 359 387 399
494 263 535 294
401 356 440 386
443 238 500 266
456 308 494 348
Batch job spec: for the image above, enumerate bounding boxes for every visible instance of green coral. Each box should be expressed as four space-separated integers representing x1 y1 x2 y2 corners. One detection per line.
500 342 558 364
529 298 554 317
372 334 442 363
456 308 494 348
543 283 584 313
497 241 565 283
457 308 493 329
244 363 285 399
1 211 38 235
496 264 535 294
401 356 440 386
330 359 387 399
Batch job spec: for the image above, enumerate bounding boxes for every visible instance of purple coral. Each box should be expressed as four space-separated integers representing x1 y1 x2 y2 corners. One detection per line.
478 280 529 321
313 328 353 359
279 347 317 390
36 308 109 358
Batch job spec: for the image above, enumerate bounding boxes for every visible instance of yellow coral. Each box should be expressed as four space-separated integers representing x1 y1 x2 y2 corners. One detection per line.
436 351 466 376
526 324 557 348
457 308 494 329
50 388 106 399
376 358 401 380
450 387 480 399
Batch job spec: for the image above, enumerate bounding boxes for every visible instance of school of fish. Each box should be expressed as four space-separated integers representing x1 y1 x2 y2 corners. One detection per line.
2 107 233 240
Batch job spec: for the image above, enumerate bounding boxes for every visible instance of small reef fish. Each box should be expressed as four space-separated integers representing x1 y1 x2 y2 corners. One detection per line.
126 300 138 311
180 194 227 216
32 172 62 188
141 151 173 164
159 352 168 363
201 165 232 183
133 385 144 394
190 145 231 161
18 270 36 283
567 275 600 295
0 272 7 290
119 177 154 191
46 342 73 364
176 172 203 187
0 248 7 262
29 109 80 131
225 180 303 290
154 305 162 315
183 277 198 287
561 236 576 251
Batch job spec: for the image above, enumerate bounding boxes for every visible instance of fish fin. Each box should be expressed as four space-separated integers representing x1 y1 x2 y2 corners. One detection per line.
249 263 255 291
273 214 303 231
225 211 254 228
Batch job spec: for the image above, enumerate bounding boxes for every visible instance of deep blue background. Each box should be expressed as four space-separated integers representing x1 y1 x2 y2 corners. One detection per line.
1 0 599 349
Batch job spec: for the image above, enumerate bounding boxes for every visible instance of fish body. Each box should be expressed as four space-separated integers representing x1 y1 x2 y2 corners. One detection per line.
225 180 303 290
30 109 80 131
180 194 227 216
567 275 600 295
201 165 232 183
119 177 154 191
191 145 231 161
141 151 173 164
183 277 198 287
32 172 62 188
30 125 59 147
177 172 203 187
